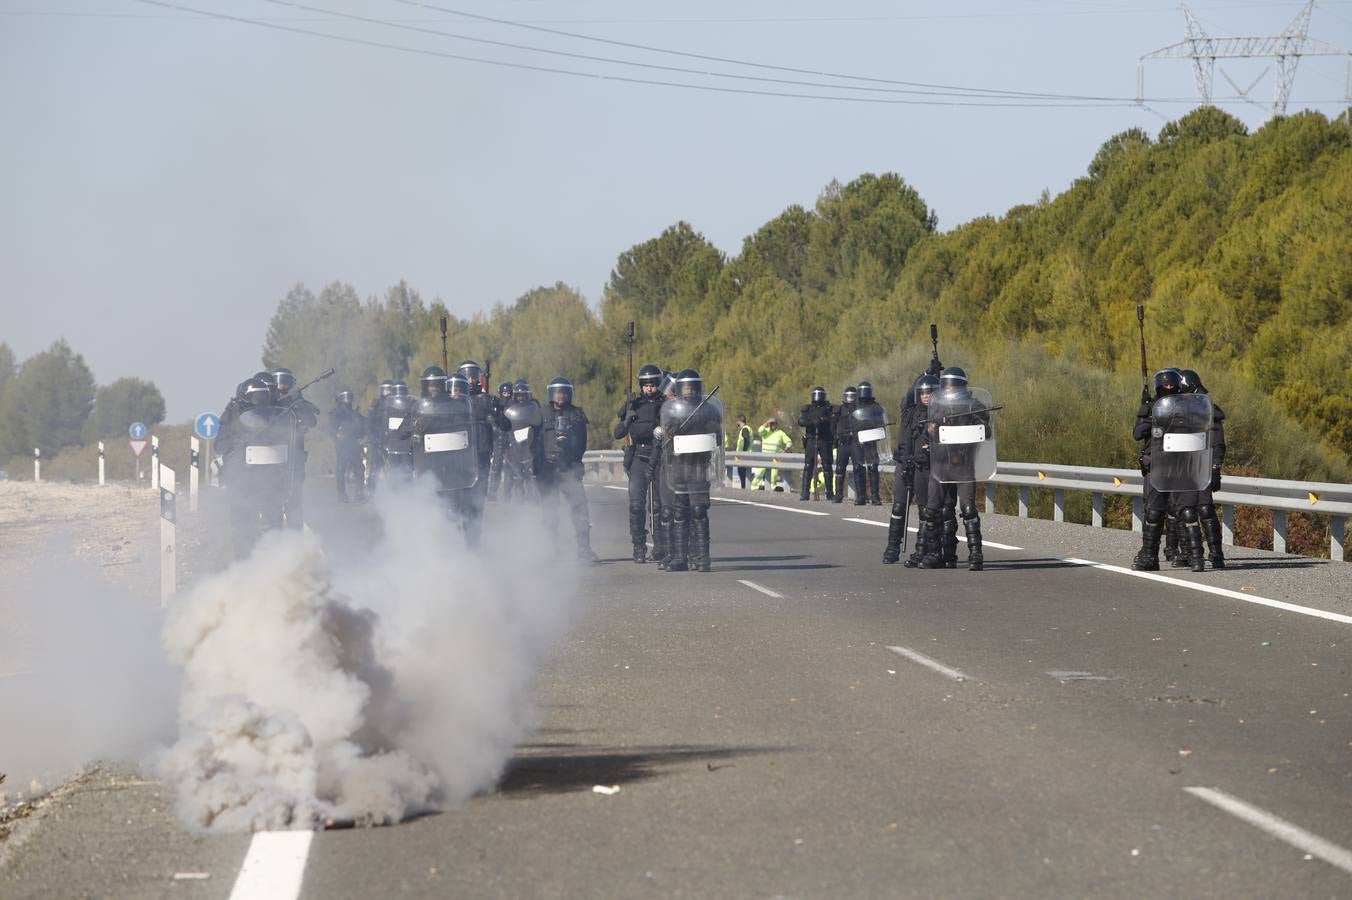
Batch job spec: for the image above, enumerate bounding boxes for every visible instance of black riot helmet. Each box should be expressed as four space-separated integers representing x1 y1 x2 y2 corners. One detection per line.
1178 369 1207 394
858 380 875 402
913 373 940 404
1154 369 1182 397
272 367 297 398
843 386 858 403
939 366 968 389
675 368 704 400
378 379 395 397
811 386 827 404
658 371 677 398
457 360 483 394
242 377 275 407
392 380 409 397
447 373 470 398
547 375 574 406
513 379 532 402
638 363 663 390
497 380 513 399
335 386 354 407
420 365 448 397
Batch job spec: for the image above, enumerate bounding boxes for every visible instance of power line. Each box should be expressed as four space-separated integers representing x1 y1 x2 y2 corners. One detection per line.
253 0 1137 103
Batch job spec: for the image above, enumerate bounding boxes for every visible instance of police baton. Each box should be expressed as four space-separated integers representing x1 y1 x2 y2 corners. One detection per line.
296 368 336 395
676 384 721 432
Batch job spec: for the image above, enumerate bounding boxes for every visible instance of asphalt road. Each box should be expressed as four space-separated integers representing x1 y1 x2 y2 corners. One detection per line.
3 481 1350 899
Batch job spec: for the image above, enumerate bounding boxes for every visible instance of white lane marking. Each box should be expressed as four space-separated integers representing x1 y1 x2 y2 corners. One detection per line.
228 831 314 900
600 484 627 492
712 496 831 516
983 539 1023 550
738 579 785 599
842 517 887 527
842 517 1020 547
887 646 969 682
1063 558 1352 626
1185 787 1352 874
0 670 39 679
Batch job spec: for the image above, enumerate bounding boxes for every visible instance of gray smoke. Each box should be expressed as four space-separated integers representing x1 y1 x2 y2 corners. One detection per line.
160 483 579 831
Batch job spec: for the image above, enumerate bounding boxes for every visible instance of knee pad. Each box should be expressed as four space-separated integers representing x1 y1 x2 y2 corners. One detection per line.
960 503 979 520
628 502 647 516
692 505 708 522
1198 504 1216 520
941 505 956 522
1179 506 1199 524
1145 508 1166 525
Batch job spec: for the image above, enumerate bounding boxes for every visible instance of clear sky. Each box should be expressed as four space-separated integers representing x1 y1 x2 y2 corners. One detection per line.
2 0 1348 420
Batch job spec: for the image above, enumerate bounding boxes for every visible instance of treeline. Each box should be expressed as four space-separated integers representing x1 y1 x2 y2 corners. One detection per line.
0 340 166 470
261 106 1349 482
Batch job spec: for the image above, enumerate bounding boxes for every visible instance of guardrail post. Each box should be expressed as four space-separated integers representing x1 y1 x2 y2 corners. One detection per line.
151 436 160 490
985 483 995 515
1222 505 1234 546
33 448 40 483
1092 492 1104 527
1018 486 1030 518
1273 510 1287 554
1332 517 1345 562
98 441 106 485
1132 496 1143 533
160 465 177 606
1053 489 1065 523
189 436 200 513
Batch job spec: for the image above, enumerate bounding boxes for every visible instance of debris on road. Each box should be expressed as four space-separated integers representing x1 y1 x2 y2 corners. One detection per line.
592 785 621 796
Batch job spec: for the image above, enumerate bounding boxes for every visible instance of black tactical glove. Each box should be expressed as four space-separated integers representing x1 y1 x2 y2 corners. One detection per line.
1208 468 1222 493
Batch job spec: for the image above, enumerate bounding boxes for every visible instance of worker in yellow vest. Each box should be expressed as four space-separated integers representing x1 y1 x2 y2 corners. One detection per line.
751 416 792 491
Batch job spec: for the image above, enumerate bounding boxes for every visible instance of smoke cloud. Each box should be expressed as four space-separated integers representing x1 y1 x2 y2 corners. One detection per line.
160 483 581 831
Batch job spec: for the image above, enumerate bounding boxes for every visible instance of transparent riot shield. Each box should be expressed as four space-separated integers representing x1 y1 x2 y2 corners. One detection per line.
660 395 724 495
1148 393 1213 492
411 395 479 491
929 386 997 483
851 402 887 445
504 399 543 475
225 405 297 511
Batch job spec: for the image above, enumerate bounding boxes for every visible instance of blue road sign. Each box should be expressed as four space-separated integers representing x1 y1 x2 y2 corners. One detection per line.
129 422 148 440
195 413 221 440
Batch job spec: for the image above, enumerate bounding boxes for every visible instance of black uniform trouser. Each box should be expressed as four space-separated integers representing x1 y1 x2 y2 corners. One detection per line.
285 451 307 529
925 476 976 560
833 440 853 496
627 446 658 548
802 436 833 497
335 442 364 498
888 464 930 534
488 434 509 496
540 465 591 549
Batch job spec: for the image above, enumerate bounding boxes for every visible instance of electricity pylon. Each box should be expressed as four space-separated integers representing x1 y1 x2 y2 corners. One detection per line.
1138 1 1350 116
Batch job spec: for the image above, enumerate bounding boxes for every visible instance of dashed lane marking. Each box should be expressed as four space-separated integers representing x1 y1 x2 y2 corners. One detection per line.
1063 558 1352 626
712 496 831 516
887 646 970 682
1185 787 1352 875
228 830 313 900
738 579 785 599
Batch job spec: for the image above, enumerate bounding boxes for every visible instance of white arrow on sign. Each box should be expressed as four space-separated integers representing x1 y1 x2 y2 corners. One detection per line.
130 439 148 457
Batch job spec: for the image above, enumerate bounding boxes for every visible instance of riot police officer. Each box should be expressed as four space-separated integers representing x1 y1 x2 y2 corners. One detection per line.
495 379 543 502
919 367 994 571
539 376 597 562
364 380 396 488
831 386 858 503
653 369 721 573
1175 369 1227 569
797 387 835 501
852 380 886 505
375 380 415 488
271 367 320 528
457 360 496 515
615 364 666 563
1131 369 1213 571
328 386 366 502
884 374 938 565
487 380 514 500
398 368 482 542
220 377 302 558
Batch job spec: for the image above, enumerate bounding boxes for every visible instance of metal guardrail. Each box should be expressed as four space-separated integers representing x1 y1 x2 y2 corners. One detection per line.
582 450 1350 561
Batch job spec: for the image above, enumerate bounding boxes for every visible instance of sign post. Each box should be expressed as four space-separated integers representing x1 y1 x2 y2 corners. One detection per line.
160 464 176 606
33 448 40 483
98 441 106 486
151 435 160 490
189 436 200 513
129 421 149 482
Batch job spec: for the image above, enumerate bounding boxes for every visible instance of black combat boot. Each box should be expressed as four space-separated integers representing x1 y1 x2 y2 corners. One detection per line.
831 473 845 503
1132 513 1164 571
1163 514 1180 563
629 507 648 563
904 509 928 568
691 509 712 572
1202 512 1226 569
882 506 905 564
652 510 669 569
963 515 984 571
666 510 689 572
868 467 882 505
1184 518 1205 573
942 514 959 568
917 516 946 569
853 469 867 506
